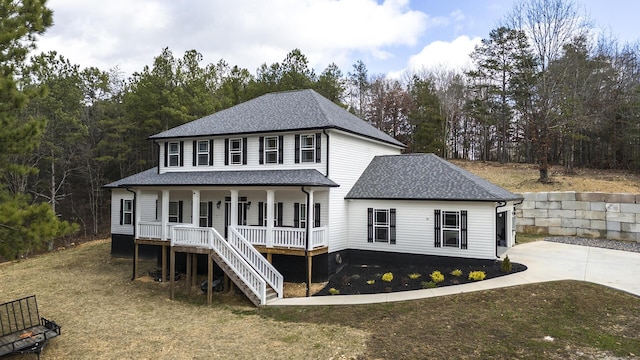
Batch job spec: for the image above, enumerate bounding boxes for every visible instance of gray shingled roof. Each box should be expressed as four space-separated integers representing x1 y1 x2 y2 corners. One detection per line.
148 89 405 147
345 154 522 201
104 167 339 188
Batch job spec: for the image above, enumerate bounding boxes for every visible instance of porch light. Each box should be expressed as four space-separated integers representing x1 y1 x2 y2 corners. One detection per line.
216 201 221 209
247 201 251 209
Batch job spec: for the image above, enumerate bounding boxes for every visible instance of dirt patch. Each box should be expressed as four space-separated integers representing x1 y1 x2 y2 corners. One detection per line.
450 160 640 194
283 281 327 297
315 258 526 296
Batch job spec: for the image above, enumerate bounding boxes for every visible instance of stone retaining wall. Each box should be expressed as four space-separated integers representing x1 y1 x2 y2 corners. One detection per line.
516 192 640 242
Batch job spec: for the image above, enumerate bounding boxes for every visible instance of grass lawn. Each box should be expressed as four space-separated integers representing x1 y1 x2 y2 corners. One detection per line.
1 240 639 359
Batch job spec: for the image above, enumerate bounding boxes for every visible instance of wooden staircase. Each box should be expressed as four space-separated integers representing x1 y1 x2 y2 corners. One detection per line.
210 251 278 306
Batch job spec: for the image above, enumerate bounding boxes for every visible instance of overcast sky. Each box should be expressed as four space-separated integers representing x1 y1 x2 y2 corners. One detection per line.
35 0 640 79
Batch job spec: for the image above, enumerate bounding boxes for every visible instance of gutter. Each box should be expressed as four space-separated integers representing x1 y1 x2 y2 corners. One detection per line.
126 186 137 280
301 186 311 297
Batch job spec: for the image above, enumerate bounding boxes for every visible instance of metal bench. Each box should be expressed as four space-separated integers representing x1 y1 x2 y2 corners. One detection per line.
0 295 61 359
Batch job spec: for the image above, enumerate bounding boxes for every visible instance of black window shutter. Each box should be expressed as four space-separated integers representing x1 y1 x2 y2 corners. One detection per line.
277 202 283 227
367 208 373 243
293 203 299 227
178 201 183 223
258 202 264 226
390 208 396 244
461 210 468 249
314 203 320 227
259 136 264 164
242 137 248 165
209 139 214 165
315 133 321 163
278 135 284 164
224 139 229 165
192 140 197 166
294 134 300 163
164 142 168 167
119 199 124 225
207 202 213 227
179 141 184 166
434 209 441 247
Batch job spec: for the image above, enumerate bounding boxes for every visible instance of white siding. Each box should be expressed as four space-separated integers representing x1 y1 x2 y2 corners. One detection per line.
159 132 326 174
110 189 134 235
327 130 402 252
139 191 158 222
347 200 498 260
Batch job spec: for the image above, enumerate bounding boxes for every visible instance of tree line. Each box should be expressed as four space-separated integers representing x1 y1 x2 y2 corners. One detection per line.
2 0 639 259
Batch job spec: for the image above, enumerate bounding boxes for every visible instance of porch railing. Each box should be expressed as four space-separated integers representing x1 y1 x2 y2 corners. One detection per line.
235 225 327 250
228 227 283 298
138 221 187 240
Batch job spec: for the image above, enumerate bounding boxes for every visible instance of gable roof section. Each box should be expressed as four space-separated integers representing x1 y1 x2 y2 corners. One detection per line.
345 153 522 202
104 167 339 188
148 89 405 148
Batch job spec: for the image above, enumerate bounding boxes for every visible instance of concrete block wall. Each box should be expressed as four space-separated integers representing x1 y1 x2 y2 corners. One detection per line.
516 192 640 242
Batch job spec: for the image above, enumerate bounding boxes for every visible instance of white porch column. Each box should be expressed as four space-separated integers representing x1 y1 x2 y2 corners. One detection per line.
306 189 314 250
192 190 200 226
134 190 142 239
161 190 170 240
266 189 274 248
230 189 239 227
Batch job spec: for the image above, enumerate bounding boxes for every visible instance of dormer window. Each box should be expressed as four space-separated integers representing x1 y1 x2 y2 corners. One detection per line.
295 133 321 163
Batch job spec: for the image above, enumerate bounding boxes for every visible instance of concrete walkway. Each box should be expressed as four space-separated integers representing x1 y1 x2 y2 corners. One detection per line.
268 241 640 306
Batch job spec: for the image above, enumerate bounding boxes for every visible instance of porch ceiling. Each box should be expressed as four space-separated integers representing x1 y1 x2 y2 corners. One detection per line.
104 167 339 188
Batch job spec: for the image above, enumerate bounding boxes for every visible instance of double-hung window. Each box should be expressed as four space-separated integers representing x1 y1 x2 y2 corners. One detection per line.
197 140 210 166
442 211 460 247
121 199 133 225
199 202 209 227
168 142 180 167
300 134 315 163
434 209 468 249
367 208 396 244
229 138 242 164
264 136 279 164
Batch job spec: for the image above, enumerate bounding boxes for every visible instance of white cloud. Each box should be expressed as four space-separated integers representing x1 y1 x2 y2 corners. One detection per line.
405 35 480 74
36 0 429 76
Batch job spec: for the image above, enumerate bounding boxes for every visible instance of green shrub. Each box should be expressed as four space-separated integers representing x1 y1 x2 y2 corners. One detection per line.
421 281 437 289
468 271 486 281
501 256 512 273
328 288 340 295
450 269 463 277
430 270 445 284
381 272 394 282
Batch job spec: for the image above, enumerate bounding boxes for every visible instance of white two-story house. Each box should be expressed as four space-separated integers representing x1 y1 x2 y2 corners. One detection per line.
105 89 522 305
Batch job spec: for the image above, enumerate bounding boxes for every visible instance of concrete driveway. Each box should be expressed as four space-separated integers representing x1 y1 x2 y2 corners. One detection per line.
269 241 640 306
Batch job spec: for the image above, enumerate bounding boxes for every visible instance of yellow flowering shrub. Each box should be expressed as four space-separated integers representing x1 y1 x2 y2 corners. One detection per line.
430 270 445 284
329 288 340 295
450 269 463 277
468 271 486 281
366 280 375 285
381 272 394 282
408 273 422 279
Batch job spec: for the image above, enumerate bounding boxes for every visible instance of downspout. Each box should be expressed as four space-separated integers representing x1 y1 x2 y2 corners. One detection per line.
323 129 329 177
495 201 507 258
126 186 137 280
301 186 311 297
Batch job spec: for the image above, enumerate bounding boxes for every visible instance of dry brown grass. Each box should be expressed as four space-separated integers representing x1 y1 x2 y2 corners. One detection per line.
0 240 367 359
451 160 640 194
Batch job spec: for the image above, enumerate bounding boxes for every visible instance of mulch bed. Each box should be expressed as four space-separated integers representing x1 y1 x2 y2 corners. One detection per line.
314 257 527 296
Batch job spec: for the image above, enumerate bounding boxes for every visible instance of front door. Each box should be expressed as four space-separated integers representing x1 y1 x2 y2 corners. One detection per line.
224 200 248 238
496 211 507 247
